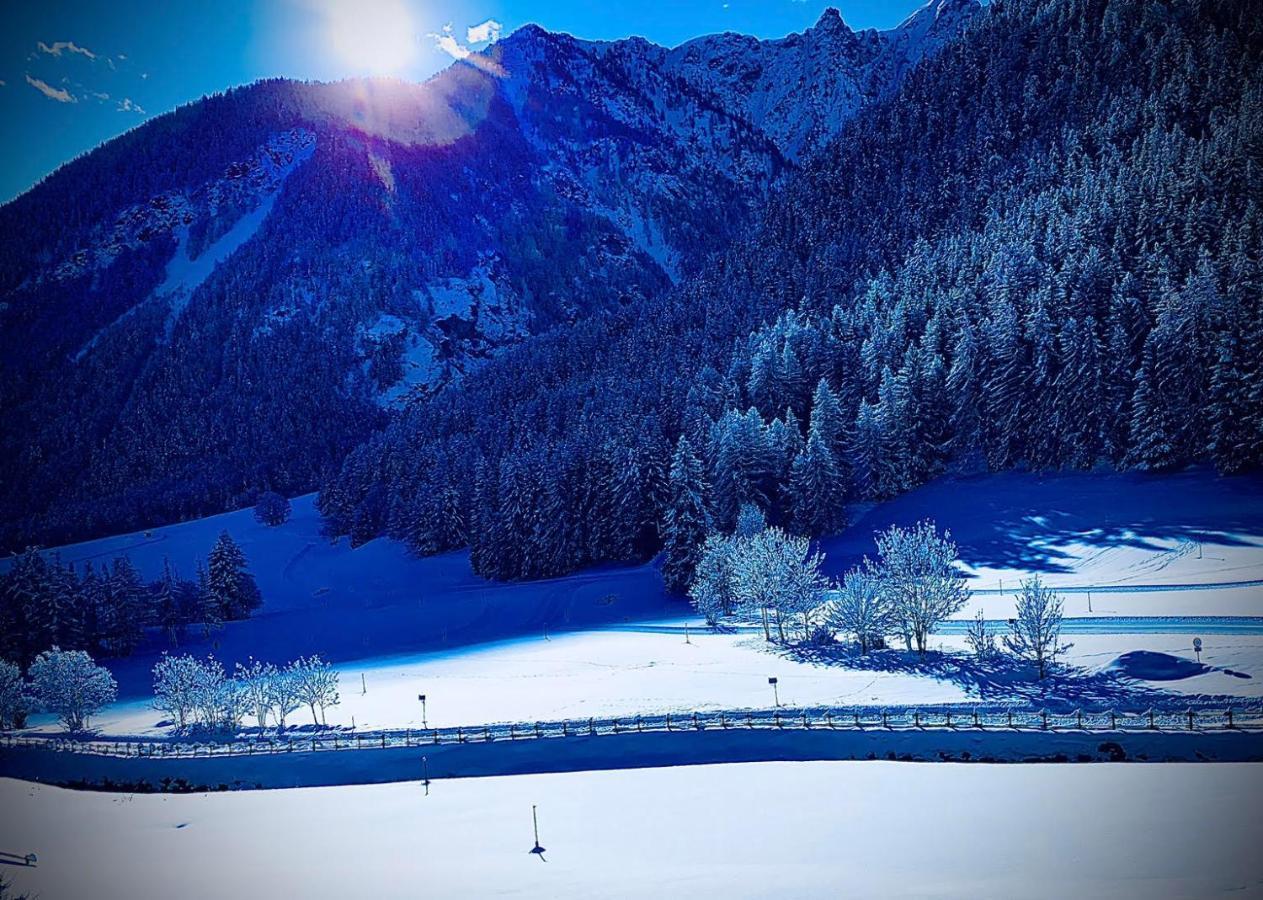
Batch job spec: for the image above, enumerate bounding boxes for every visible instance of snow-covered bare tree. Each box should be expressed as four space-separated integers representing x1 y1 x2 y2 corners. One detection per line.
291 655 339 726
1003 577 1072 679
0 659 31 729
731 527 827 643
873 521 970 655
824 564 893 653
267 665 302 731
965 609 997 660
152 653 203 731
28 647 117 732
235 658 278 732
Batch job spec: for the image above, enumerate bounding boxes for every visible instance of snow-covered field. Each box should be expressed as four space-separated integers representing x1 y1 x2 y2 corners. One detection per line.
16 469 1263 737
3 762 1261 899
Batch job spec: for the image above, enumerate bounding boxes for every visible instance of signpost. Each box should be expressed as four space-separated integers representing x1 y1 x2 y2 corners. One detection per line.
1193 638 1203 664
768 676 780 708
418 694 428 728
530 805 547 861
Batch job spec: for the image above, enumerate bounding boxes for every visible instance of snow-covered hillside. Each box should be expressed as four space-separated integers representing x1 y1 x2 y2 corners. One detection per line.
20 469 1263 737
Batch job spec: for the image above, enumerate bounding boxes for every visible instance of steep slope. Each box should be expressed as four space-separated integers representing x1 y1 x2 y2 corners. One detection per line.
0 4 975 550
320 0 1263 582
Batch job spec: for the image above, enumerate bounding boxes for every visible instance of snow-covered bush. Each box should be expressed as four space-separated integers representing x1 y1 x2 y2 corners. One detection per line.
0 659 32 730
291 655 339 726
824 565 893 654
872 521 970 655
1004 577 1072 679
28 647 117 732
254 491 292 527
965 609 997 660
734 503 767 539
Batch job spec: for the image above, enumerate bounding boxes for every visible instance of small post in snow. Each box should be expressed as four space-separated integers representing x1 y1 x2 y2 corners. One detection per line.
768 676 780 708
361 673 367 695
1193 637 1202 664
684 622 691 645
421 755 431 795
529 805 547 861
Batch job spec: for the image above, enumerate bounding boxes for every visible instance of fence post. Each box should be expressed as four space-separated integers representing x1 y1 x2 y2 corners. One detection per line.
510 723 516 740
946 710 952 728
1007 710 1013 729
1187 708 1195 731
460 726 466 742
693 712 700 730
882 710 888 728
802 712 809 729
1110 710 1116 730
747 712 753 729
381 734 386 749
1076 709 1082 730
589 717 595 736
721 713 727 729
1227 708 1234 729
1148 708 1155 730
486 726 492 741
914 711 920 728
563 721 569 738
775 711 782 729
613 718 620 734
973 709 979 728
1041 710 1048 731
535 722 542 739
637 716 643 733
666 713 672 731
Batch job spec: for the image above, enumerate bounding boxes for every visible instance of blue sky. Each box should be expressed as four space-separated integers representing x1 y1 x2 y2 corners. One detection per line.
0 0 933 203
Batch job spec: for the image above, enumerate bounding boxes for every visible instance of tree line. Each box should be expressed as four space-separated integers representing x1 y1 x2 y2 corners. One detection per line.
0 531 261 668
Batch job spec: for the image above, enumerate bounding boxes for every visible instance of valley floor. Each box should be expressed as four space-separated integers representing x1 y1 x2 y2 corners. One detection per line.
3 762 1261 899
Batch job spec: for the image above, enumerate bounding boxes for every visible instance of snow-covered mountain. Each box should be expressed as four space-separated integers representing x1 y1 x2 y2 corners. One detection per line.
0 1 979 549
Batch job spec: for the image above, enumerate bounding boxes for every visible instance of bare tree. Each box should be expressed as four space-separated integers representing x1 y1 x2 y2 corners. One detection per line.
236 658 277 732
965 609 997 660
291 655 340 726
823 564 893 653
1004 577 1072 679
873 521 970 655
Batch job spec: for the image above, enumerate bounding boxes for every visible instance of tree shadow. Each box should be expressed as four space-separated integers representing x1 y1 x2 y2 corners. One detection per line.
780 642 1244 712
817 468 1263 579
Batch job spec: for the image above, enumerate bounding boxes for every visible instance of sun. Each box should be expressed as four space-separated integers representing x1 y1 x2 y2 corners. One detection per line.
325 0 419 76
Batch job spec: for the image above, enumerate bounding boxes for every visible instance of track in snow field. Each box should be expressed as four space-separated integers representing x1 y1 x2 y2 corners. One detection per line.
967 578 1263 594
613 616 1263 637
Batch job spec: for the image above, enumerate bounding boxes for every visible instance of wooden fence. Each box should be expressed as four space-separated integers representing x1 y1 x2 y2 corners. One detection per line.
4 704 1260 760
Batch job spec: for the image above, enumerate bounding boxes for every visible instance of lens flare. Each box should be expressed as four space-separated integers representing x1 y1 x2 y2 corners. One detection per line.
324 0 418 76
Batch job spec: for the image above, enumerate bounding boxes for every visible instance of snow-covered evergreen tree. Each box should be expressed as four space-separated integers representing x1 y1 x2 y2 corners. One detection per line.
661 438 711 595
0 659 31 729
207 532 262 620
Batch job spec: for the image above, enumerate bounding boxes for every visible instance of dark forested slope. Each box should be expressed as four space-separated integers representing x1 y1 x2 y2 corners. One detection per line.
319 0 1263 585
0 4 976 549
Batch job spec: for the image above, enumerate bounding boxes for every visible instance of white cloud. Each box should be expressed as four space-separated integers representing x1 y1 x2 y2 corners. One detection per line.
37 40 97 60
25 74 76 103
428 23 471 60
117 97 145 114
466 19 503 45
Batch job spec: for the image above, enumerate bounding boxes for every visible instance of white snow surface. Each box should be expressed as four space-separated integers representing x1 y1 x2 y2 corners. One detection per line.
3 762 1260 899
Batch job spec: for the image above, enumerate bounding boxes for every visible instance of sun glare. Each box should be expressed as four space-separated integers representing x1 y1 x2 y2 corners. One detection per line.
325 0 418 76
